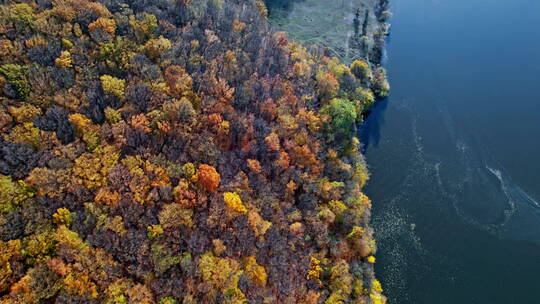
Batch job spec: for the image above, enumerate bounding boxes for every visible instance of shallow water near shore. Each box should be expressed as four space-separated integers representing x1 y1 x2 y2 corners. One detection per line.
268 0 540 302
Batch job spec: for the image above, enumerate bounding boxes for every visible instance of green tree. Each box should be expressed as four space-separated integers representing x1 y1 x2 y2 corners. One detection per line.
321 98 357 146
0 175 34 213
129 13 158 41
159 297 177 304
4 3 35 28
100 75 125 99
0 64 30 100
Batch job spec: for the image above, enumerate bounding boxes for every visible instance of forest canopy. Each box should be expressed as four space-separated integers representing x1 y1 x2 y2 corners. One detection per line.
0 0 389 303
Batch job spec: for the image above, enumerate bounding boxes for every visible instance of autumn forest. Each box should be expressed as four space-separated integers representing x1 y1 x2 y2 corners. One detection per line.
0 0 390 303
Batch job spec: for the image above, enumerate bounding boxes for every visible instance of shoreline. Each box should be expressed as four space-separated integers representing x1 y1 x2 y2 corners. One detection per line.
266 0 392 302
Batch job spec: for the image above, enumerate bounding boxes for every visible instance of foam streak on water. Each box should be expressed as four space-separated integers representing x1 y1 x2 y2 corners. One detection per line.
366 89 540 302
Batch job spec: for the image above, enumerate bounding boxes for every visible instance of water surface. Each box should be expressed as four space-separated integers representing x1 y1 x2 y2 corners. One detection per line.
362 0 540 303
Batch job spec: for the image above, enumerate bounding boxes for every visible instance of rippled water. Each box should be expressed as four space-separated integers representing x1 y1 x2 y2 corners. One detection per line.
269 0 540 302
361 0 540 302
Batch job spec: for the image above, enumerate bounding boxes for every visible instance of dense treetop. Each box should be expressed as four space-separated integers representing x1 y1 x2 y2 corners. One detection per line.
0 0 389 303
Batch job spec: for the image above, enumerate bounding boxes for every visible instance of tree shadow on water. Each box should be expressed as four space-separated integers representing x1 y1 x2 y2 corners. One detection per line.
264 0 305 18
359 97 389 153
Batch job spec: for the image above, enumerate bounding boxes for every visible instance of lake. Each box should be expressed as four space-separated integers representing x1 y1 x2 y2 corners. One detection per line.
268 0 540 303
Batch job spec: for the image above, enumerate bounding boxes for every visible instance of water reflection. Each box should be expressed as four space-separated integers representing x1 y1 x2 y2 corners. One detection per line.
265 0 299 18
359 97 389 152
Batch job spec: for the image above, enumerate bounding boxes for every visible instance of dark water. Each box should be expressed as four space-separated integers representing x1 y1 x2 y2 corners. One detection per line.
361 0 540 303
268 0 540 303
